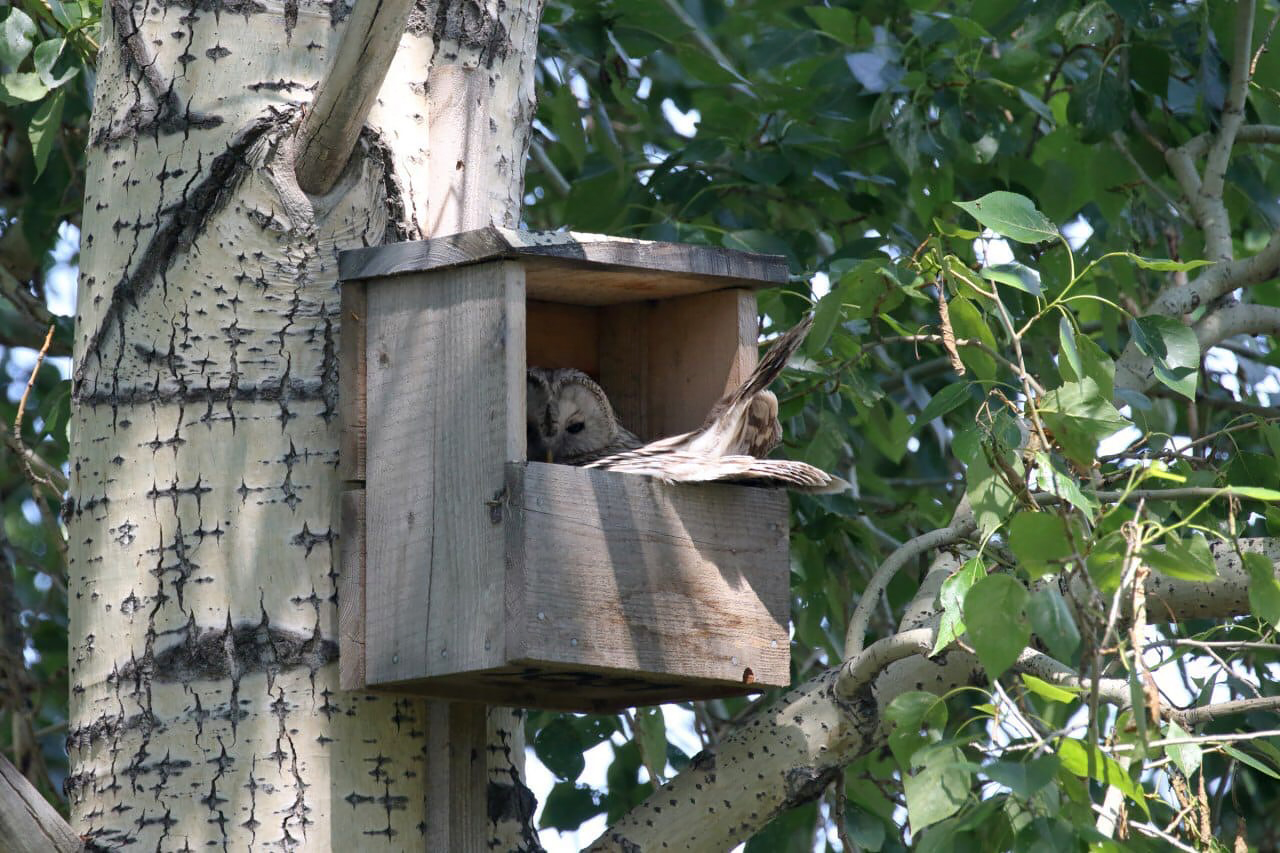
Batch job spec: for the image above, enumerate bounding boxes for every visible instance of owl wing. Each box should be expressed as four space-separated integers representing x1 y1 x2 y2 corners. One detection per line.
586 449 847 494
683 314 813 457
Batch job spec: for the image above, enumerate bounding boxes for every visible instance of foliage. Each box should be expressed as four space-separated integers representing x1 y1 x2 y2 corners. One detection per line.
0 0 94 807
5 0 1280 848
523 0 1280 848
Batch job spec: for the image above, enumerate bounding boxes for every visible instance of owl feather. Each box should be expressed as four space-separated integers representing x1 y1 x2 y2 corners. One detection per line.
585 315 848 493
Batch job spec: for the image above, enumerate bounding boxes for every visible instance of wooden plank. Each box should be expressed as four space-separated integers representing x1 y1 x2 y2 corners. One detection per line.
598 303 650 439
363 261 524 686
338 280 367 484
526 301 600 378
360 665 764 712
0 754 83 853
338 227 787 296
338 488 366 690
647 289 758 438
509 462 791 690
425 702 489 851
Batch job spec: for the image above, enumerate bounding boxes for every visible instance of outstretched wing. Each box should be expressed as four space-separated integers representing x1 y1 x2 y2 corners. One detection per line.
585 449 847 494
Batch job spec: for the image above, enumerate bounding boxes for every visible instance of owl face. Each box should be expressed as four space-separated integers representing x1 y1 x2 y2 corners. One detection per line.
526 368 619 464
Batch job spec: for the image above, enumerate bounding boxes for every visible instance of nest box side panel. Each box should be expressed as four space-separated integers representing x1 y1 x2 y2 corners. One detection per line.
339 281 367 483
338 489 366 690
507 462 791 689
595 289 757 442
647 288 757 438
363 261 526 686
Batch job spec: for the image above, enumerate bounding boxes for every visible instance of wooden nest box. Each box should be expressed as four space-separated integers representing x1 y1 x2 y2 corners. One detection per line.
337 228 792 711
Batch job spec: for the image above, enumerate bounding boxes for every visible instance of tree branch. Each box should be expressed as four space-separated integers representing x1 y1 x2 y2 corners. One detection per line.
293 0 416 196
1202 0 1256 206
1182 124 1280 161
1193 302 1280 350
843 500 976 656
1170 694 1280 728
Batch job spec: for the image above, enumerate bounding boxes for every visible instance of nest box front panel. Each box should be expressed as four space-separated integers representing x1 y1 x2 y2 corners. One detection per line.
362 261 526 688
506 463 790 689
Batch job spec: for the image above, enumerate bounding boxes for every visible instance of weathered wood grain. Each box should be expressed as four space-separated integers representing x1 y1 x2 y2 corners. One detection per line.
338 280 366 484
0 754 83 853
597 303 650 438
509 462 791 693
363 262 525 686
526 301 600 378
338 488 366 691
647 288 759 437
425 702 490 851
338 227 787 302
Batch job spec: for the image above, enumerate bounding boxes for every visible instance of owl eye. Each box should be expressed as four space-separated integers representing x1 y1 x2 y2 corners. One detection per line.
566 422 585 434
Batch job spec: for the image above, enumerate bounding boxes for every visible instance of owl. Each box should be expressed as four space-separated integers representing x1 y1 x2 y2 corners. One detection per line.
525 315 844 493
526 367 643 464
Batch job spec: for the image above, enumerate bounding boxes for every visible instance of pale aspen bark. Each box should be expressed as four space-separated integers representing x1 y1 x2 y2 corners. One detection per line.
66 0 543 849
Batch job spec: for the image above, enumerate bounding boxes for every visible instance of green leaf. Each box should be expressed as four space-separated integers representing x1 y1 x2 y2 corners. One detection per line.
1021 673 1079 703
885 691 948 768
980 261 1042 296
1058 317 1083 383
633 706 667 782
0 7 36 71
1017 88 1055 125
1125 254 1215 272
1244 552 1280 630
945 295 998 380
28 90 64 178
839 259 904 318
1056 2 1114 45
1075 333 1115 401
533 717 586 781
1031 450 1098 515
540 782 601 830
1008 511 1073 579
32 38 76 88
804 6 859 44
1221 745 1280 780
807 289 842 354
903 745 972 835
964 442 1020 536
0 71 48 104
953 192 1059 244
982 754 1060 799
842 803 886 852
1143 534 1217 582
1028 585 1081 662
1057 738 1149 816
964 574 1030 679
1130 316 1199 400
1229 486 1280 501
1037 378 1130 467
1164 720 1201 778
914 381 972 433
934 217 981 239
934 556 985 653
1067 67 1129 141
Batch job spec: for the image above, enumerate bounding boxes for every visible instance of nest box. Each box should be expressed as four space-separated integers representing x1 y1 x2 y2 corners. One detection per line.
337 227 793 711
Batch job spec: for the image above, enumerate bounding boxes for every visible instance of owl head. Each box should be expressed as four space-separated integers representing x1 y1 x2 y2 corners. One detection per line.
526 367 627 464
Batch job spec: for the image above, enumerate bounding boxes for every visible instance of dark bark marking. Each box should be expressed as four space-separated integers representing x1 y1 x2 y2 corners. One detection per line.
74 111 282 397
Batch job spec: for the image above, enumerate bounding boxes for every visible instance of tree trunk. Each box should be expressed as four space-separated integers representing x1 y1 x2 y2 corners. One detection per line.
66 0 542 848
